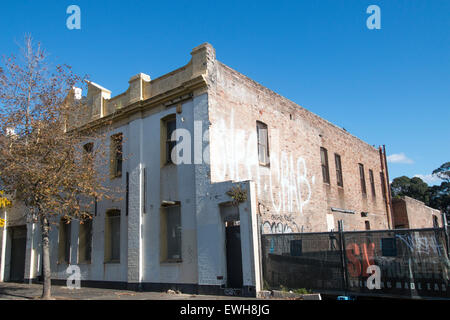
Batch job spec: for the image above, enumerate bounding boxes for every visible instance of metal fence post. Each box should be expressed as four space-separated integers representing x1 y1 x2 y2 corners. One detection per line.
338 220 349 295
256 215 264 293
442 213 450 258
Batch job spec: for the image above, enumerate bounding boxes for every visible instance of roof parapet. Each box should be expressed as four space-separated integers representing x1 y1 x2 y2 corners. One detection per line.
191 42 216 77
128 73 151 104
86 81 111 119
68 43 215 128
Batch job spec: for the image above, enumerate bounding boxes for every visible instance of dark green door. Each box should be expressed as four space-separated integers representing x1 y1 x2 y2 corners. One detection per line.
9 226 27 281
225 224 243 288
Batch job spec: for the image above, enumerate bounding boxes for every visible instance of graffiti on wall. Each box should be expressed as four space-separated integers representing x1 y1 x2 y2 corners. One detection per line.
212 109 315 233
262 221 294 234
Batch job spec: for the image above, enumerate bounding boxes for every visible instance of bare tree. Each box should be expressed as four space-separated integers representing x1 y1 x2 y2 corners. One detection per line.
0 36 116 299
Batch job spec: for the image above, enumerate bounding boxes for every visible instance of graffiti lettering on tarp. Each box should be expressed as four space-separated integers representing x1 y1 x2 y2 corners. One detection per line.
395 233 445 256
346 239 450 293
376 257 450 281
366 265 381 289
346 242 376 277
350 278 449 293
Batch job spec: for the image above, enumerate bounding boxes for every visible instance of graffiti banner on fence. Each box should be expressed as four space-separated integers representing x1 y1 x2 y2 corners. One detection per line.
344 230 450 298
261 228 450 299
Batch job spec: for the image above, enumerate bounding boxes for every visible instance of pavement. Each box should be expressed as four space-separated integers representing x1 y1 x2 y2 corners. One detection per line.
0 282 257 300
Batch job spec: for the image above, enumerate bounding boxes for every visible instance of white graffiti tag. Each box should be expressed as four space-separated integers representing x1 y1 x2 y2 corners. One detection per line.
211 108 314 218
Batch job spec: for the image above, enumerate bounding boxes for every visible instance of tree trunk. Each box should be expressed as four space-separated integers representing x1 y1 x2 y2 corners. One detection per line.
40 216 52 299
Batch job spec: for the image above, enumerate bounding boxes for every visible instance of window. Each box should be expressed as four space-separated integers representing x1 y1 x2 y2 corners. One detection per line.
290 240 303 256
369 169 376 197
110 133 123 178
433 215 439 228
58 219 71 264
78 218 92 263
83 142 94 169
105 210 121 263
256 121 270 166
335 153 343 187
164 116 177 164
381 238 397 256
83 142 93 155
359 163 366 195
365 220 371 230
320 147 330 183
161 205 182 262
380 172 387 199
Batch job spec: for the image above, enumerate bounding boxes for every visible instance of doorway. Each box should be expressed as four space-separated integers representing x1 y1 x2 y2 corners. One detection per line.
225 221 243 288
9 226 27 282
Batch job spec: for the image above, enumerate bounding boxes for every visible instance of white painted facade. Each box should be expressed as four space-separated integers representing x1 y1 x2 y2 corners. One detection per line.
0 79 262 295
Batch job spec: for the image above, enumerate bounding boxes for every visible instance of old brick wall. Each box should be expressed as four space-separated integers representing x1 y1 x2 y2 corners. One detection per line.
207 59 390 233
391 198 409 228
392 196 441 229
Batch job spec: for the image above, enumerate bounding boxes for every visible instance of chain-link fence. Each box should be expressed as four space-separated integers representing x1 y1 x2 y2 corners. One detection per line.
261 226 450 299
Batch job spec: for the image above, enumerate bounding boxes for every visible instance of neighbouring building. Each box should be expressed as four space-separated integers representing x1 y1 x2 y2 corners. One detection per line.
0 43 398 296
392 196 442 229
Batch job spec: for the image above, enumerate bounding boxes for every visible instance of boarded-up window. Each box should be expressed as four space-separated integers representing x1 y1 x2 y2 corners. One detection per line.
256 121 270 166
320 147 330 183
78 218 92 263
359 163 367 195
105 210 120 262
58 219 71 264
110 133 123 178
369 169 376 197
335 153 343 187
161 205 182 262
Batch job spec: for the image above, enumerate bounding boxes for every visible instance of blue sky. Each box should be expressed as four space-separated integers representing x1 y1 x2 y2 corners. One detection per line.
0 0 448 185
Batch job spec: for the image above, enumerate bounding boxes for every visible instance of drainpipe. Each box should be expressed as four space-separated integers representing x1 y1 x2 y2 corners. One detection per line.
379 146 392 229
383 145 394 229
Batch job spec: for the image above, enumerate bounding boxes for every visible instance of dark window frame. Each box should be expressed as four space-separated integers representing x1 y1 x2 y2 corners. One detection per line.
78 218 93 264
369 169 376 197
83 142 94 168
58 219 71 264
165 117 177 164
256 121 270 167
110 133 123 178
162 204 182 262
105 210 121 263
320 147 330 184
359 163 367 195
335 153 343 187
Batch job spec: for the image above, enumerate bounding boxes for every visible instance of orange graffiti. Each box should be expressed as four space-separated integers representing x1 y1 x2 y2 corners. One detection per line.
346 243 361 277
346 242 375 277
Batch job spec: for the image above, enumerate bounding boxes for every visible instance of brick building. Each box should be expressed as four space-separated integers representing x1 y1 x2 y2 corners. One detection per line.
392 196 442 229
0 43 394 295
